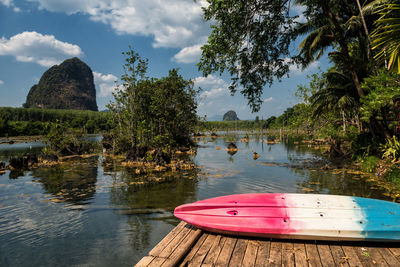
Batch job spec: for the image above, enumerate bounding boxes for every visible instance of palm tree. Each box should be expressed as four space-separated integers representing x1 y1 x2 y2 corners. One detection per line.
294 0 377 98
371 1 400 73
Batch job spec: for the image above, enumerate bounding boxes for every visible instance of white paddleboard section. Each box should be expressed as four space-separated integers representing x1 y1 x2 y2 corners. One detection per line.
285 194 365 240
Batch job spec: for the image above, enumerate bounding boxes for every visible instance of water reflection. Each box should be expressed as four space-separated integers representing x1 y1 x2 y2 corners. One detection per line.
31 156 98 204
0 133 399 266
108 168 199 251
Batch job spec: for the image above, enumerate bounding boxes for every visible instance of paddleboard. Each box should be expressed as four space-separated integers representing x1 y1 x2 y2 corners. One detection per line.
174 193 400 241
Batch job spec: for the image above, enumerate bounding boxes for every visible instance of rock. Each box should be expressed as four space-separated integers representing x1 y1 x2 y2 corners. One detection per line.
39 153 59 163
227 143 238 150
177 147 190 152
153 148 171 165
8 153 38 169
24 57 98 111
227 143 238 156
253 152 259 160
227 150 237 156
0 161 6 170
102 134 113 153
223 110 239 121
126 146 149 161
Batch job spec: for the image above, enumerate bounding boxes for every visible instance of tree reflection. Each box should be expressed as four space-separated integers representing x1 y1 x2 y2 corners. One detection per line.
30 156 98 204
108 164 199 252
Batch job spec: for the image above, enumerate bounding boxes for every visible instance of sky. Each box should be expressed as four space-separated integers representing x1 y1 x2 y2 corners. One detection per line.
0 0 330 120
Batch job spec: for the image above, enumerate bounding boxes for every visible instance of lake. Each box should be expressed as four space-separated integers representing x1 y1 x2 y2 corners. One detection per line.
0 133 394 266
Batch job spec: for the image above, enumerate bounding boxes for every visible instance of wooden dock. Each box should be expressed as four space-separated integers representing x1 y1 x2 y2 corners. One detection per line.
136 222 400 266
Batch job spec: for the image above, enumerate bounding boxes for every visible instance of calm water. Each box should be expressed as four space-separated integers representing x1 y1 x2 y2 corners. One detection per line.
0 134 392 266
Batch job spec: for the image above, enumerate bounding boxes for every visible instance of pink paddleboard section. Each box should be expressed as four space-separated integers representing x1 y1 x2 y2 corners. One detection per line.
174 193 302 237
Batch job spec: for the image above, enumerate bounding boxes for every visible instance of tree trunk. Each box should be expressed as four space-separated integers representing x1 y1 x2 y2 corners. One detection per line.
356 0 379 74
342 110 346 135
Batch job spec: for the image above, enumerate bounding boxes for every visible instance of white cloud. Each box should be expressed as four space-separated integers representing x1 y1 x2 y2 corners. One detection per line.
293 5 307 23
193 75 230 99
0 31 83 67
93 71 118 97
263 97 273 103
172 44 202 64
285 57 320 75
0 80 3 85
0 0 21 12
0 0 11 7
26 0 211 48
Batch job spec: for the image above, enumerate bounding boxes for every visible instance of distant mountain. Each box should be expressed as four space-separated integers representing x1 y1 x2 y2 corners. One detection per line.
24 57 98 111
223 110 239 121
207 114 223 121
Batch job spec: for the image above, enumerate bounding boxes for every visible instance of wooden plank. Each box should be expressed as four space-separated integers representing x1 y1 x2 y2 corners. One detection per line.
229 239 248 266
388 247 400 260
135 256 155 267
282 241 295 267
316 243 335 267
162 227 202 267
254 240 271 267
187 233 217 266
147 257 166 267
376 247 400 266
353 246 378 267
214 237 237 267
203 235 226 265
329 244 349 267
149 221 186 257
179 233 208 267
158 224 193 258
268 240 282 267
341 245 363 267
241 240 258 267
293 242 308 267
368 247 389 266
305 242 323 267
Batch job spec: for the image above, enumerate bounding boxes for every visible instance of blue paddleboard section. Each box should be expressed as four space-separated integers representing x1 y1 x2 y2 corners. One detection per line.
354 197 400 241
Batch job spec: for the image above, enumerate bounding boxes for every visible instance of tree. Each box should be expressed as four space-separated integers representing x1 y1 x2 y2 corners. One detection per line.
371 1 400 73
107 48 198 151
360 69 400 139
294 0 379 98
198 0 298 112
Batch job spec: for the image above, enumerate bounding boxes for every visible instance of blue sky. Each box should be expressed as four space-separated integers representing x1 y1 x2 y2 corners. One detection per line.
0 0 329 120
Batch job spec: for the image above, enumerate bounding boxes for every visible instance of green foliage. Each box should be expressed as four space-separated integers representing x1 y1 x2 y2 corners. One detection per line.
263 116 276 129
199 120 263 131
384 164 400 185
360 69 400 129
45 122 97 156
295 71 323 104
108 47 198 152
360 156 380 173
381 136 400 162
351 132 378 158
372 1 400 74
0 107 111 137
198 0 297 112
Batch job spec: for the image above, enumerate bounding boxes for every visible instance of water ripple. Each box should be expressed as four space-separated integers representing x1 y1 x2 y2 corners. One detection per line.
0 198 85 247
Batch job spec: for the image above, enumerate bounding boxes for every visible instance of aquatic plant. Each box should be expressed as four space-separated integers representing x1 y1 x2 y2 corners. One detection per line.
381 136 400 162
